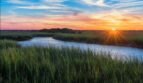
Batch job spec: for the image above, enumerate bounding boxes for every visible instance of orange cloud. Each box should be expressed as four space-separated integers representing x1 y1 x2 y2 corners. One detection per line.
1 13 143 30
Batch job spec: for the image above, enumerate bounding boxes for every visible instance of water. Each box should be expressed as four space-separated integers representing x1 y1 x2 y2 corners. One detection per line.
18 37 143 59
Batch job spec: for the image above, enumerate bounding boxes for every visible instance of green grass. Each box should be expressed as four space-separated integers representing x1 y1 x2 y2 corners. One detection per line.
0 40 20 48
1 30 143 48
49 31 143 48
0 40 143 83
0 31 52 41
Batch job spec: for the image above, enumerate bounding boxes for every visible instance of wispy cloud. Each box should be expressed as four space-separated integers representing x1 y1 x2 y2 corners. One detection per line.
109 0 143 14
4 0 29 4
1 0 143 30
113 1 143 9
42 0 67 3
81 0 108 7
18 5 64 10
15 0 81 15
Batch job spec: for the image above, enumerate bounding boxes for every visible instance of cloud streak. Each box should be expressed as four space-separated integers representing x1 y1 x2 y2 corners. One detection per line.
1 0 143 30
1 13 143 30
81 0 108 7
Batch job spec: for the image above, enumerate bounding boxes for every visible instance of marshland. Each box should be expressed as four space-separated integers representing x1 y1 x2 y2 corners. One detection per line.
0 29 143 83
1 0 143 82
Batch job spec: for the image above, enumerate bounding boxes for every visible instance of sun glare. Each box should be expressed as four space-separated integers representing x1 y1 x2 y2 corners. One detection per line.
104 28 125 45
112 28 116 31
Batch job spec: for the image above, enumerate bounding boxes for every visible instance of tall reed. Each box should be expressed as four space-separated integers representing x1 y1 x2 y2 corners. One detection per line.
0 40 143 83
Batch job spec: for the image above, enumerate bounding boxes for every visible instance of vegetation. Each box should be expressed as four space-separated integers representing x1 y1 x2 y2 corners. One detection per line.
40 28 79 33
51 31 143 48
0 40 143 83
0 29 143 48
0 31 49 41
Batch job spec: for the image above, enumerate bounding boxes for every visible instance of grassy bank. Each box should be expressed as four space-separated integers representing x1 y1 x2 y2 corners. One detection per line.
0 31 51 41
0 40 143 83
1 30 143 48
47 31 143 48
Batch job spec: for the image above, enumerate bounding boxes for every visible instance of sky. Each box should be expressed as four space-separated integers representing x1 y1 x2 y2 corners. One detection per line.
0 0 143 30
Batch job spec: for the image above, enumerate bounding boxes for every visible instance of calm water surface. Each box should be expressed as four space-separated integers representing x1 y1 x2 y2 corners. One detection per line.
18 37 143 59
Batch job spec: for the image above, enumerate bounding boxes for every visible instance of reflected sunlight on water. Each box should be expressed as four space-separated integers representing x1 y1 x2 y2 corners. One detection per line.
18 37 143 59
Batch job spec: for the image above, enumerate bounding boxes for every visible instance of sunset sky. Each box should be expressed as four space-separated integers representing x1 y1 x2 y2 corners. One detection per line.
1 0 143 30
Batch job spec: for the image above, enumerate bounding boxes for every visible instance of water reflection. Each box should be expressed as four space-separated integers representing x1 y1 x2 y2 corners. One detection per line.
18 37 143 59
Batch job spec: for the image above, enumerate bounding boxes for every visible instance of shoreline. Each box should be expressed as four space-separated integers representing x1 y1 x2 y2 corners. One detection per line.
2 35 142 49
1 33 143 49
52 37 143 49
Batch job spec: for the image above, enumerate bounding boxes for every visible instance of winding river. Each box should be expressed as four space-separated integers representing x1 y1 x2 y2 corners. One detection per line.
18 37 143 59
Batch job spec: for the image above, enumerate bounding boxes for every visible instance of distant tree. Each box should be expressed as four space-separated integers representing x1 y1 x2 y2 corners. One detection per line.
39 28 80 33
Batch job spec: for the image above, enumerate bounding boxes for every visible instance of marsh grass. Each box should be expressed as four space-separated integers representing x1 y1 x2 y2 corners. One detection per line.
0 40 143 83
0 40 20 48
1 30 143 48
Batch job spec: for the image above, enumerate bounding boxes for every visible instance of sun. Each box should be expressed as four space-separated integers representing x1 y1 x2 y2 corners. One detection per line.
105 28 124 45
112 28 116 31
110 28 118 35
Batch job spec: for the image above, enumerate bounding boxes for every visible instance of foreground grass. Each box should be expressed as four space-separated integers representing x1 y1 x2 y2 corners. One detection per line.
0 40 143 83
